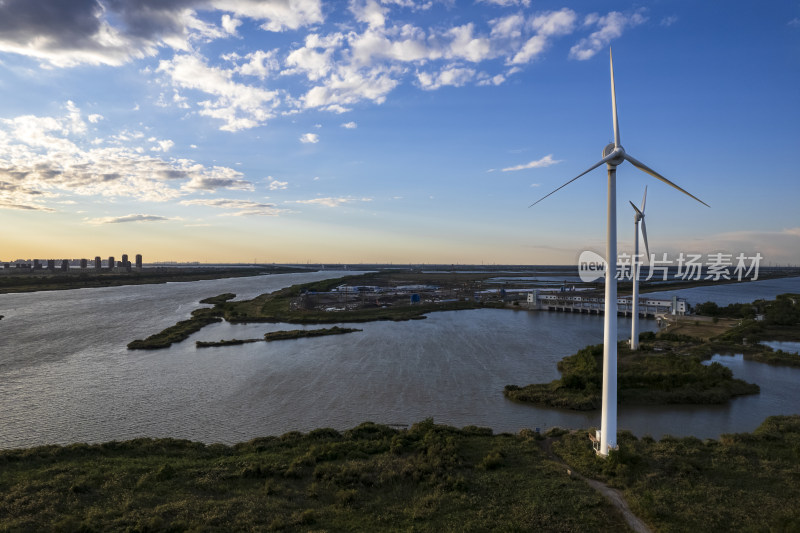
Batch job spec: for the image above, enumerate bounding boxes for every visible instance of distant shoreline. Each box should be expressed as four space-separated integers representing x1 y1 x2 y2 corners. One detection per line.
1 263 797 296
0 265 309 294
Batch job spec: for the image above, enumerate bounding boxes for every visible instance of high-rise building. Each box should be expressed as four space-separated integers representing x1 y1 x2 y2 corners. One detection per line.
121 254 129 267
80 258 87 269
94 256 102 270
47 259 55 270
108 256 115 270
33 259 41 270
60 259 69 271
135 254 142 269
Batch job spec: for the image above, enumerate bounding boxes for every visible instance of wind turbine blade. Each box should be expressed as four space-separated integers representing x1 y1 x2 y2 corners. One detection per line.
529 152 617 207
624 153 710 207
610 47 620 148
641 185 647 213
641 217 650 261
629 200 643 217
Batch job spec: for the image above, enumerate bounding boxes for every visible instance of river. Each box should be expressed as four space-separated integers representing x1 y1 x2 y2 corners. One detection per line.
1 273 799 449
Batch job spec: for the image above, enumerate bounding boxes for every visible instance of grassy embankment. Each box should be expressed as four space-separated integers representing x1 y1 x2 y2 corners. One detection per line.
196 326 362 348
504 339 759 410
129 274 490 350
0 267 300 294
690 293 800 367
0 420 630 532
552 415 800 532
505 294 800 409
127 294 237 350
3 416 800 531
220 274 484 325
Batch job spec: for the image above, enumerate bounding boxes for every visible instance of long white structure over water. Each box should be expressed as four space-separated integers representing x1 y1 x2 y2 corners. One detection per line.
528 292 687 316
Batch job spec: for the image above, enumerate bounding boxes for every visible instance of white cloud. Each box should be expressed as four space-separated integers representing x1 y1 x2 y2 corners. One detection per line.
501 154 562 172
233 49 280 79
211 0 324 32
569 10 647 60
299 132 319 143
268 178 288 190
181 166 253 191
445 24 493 62
87 114 103 124
283 33 344 81
509 9 576 64
350 0 388 29
150 139 175 152
660 15 678 27
157 54 279 131
0 0 322 68
221 14 242 35
293 196 372 207
87 214 172 225
476 0 531 6
0 103 253 211
341 121 358 129
180 197 286 216
490 14 525 39
417 66 476 90
477 73 506 86
301 63 400 110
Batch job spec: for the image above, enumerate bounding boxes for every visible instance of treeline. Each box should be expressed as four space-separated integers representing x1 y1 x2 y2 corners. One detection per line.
504 341 759 410
694 293 800 325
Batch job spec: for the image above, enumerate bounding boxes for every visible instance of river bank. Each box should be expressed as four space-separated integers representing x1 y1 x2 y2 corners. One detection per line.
506 293 800 410
126 274 496 350
1 416 798 532
0 266 305 294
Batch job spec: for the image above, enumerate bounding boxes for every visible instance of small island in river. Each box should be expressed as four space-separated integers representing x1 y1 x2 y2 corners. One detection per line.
505 293 800 409
128 272 499 350
196 326 362 348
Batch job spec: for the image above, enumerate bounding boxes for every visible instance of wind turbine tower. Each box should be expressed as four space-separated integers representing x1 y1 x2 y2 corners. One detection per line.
531 49 708 456
630 187 650 350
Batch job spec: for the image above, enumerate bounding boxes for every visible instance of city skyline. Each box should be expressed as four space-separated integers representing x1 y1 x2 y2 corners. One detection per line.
0 1 798 264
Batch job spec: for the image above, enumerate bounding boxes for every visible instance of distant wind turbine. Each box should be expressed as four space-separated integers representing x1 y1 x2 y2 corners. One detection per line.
629 187 650 351
530 48 708 457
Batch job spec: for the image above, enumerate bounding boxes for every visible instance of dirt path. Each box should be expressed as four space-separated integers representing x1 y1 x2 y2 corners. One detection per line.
540 438 652 533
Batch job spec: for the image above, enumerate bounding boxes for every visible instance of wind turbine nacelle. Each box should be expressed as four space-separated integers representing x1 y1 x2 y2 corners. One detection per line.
602 143 625 166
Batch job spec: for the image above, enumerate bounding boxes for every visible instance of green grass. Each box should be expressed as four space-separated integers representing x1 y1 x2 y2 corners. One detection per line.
552 415 800 532
196 338 261 348
199 293 237 305
0 267 300 294
128 307 223 350
744 349 800 367
504 342 760 410
0 421 629 532
195 327 363 348
4 417 800 531
129 275 490 350
264 326 362 341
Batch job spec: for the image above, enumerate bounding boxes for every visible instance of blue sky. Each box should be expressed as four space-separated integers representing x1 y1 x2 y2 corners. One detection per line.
0 0 797 265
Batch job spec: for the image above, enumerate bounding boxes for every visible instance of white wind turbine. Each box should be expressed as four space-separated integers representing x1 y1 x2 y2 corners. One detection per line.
629 186 650 350
530 48 708 457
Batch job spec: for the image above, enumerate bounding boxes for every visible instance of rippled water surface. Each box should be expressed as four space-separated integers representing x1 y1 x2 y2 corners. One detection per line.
1 273 799 448
645 276 800 305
